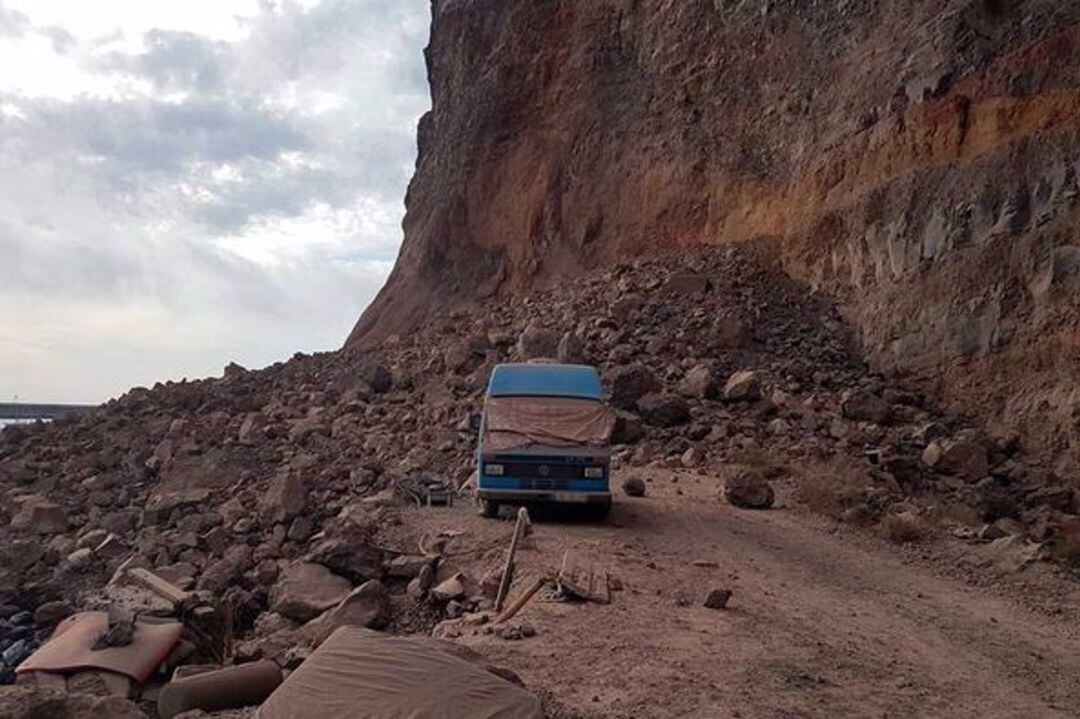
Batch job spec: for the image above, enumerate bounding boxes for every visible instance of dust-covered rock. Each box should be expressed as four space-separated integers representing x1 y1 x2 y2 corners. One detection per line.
271 562 353 622
723 470 775 509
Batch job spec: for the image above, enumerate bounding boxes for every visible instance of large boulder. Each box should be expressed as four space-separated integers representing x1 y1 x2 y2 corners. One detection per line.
611 410 645 444
271 562 352 622
309 579 391 640
922 438 988 481
260 472 308 525
723 470 775 509
305 524 384 583
636 393 691 427
517 323 560 360
609 363 660 409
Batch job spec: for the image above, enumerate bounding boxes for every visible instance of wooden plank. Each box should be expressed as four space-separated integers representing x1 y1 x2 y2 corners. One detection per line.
126 567 190 607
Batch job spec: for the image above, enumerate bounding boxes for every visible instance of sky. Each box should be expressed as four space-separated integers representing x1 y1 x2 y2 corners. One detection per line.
0 0 430 403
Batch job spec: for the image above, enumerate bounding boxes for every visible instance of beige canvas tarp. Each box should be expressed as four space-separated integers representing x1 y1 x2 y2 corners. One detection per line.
256 626 542 719
16 611 182 683
483 396 614 453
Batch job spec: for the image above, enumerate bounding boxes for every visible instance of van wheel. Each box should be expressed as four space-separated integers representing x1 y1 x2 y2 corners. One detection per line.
592 499 612 521
478 499 499 519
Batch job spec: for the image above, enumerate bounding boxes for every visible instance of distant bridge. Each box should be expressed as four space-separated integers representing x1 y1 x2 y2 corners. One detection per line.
0 403 98 421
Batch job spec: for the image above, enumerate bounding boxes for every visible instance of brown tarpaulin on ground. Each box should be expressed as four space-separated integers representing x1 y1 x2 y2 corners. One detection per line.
483 396 614 453
16 611 182 683
256 626 542 719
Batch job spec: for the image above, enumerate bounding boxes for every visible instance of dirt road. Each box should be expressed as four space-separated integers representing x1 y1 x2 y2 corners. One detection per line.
406 472 1080 718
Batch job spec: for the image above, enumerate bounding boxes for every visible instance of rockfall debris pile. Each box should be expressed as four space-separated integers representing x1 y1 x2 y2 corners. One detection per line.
1 245 1077 716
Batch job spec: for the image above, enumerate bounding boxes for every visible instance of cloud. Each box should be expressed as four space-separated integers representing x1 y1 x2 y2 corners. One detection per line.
38 25 75 54
0 0 431 402
0 2 28 38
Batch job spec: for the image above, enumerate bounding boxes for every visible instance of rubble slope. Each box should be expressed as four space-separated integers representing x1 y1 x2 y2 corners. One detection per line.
3 248 1077 703
349 0 1080 477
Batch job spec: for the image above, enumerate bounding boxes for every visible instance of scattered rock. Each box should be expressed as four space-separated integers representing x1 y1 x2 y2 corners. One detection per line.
198 545 254 593
66 547 95 569
664 273 711 295
385 554 433 579
923 438 988 481
359 362 393 393
288 417 329 444
431 573 469 602
622 476 647 497
703 589 732 610
517 323 560 360
608 363 660 409
557 332 585 364
723 371 761 401
636 393 690 427
840 389 891 425
11 498 68 535
33 600 74 626
678 364 718 399
723 470 775 509
1026 485 1076 513
260 473 308 525
308 579 391 641
612 411 645 444
271 562 352 623
0 685 146 719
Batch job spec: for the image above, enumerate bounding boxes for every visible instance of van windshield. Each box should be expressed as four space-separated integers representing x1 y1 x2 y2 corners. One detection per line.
483 396 614 453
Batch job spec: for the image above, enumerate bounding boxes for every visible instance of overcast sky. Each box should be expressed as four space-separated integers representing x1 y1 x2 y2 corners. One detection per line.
0 0 429 403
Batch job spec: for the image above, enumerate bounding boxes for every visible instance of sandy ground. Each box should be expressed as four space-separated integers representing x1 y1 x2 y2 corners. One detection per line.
404 471 1080 718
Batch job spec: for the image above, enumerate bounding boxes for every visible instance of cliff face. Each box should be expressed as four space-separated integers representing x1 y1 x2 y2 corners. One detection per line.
350 0 1080 471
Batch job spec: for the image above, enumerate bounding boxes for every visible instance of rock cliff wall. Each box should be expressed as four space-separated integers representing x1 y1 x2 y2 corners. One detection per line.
349 0 1080 473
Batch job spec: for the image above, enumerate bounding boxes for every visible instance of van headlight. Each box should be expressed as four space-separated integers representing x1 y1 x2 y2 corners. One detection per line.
485 464 504 476
583 466 604 478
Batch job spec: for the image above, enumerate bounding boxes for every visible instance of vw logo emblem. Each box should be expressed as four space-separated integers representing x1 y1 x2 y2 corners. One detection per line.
538 465 550 477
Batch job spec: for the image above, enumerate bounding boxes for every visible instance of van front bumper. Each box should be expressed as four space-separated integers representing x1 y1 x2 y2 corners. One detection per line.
477 489 611 504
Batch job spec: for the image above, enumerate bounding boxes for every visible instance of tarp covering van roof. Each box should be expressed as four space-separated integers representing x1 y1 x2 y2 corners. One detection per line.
487 363 603 401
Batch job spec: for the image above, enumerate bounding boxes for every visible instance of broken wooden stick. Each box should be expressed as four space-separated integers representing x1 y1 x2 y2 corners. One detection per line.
495 575 547 624
494 507 531 612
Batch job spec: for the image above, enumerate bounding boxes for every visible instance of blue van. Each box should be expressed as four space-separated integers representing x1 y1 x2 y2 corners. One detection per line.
477 363 614 518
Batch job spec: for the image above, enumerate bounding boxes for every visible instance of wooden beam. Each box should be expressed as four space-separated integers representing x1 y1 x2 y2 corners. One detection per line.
126 567 190 607
495 575 547 624
494 507 531 612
